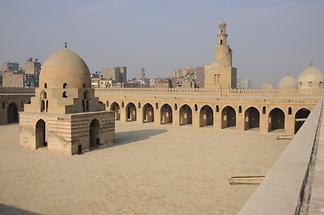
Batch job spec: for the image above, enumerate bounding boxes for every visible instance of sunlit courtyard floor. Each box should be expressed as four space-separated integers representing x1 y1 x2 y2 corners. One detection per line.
0 122 289 215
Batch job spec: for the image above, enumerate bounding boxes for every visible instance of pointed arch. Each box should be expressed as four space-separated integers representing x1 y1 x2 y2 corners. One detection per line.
268 108 285 132
160 103 173 124
294 108 311 134
126 102 137 122
200 105 214 127
179 104 192 126
89 119 100 149
110 102 120 120
244 107 260 130
221 106 236 128
143 103 154 123
36 119 46 148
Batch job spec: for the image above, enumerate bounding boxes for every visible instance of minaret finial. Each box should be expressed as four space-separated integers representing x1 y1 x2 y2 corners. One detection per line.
65 42 67 48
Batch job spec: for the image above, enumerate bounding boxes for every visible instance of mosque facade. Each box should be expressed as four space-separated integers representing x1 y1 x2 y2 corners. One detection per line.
19 48 115 155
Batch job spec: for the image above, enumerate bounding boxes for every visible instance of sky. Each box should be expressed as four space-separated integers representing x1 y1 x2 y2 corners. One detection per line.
0 0 323 87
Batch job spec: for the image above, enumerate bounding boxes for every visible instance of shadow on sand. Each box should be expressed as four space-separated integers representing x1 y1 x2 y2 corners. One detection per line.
113 129 167 146
0 203 41 215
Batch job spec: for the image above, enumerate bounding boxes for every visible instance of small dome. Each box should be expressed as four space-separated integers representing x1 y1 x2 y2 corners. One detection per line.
261 83 273 90
39 48 91 89
297 66 323 89
278 75 296 89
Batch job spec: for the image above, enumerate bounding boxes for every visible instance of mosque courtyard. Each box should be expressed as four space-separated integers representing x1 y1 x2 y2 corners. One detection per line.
0 122 289 215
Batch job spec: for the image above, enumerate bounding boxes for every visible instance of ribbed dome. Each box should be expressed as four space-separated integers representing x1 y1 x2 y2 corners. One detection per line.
278 75 296 89
39 48 91 89
297 66 323 89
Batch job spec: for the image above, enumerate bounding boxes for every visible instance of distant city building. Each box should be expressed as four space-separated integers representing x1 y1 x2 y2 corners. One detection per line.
90 72 102 88
24 58 41 87
171 66 205 88
102 66 127 85
237 79 251 89
150 78 171 88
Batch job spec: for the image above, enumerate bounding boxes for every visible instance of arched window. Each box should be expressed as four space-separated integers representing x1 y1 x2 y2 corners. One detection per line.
138 102 141 108
262 106 266 114
106 101 109 107
83 83 86 88
44 83 47 88
156 103 158 109
82 100 85 112
175 104 178 110
194 104 198 111
2 101 5 109
86 100 89 111
239 106 242 113
288 107 292 115
63 91 67 98
40 91 48 112
63 83 68 89
216 105 219 112
220 40 223 45
122 102 124 108
21 101 24 108
40 91 47 100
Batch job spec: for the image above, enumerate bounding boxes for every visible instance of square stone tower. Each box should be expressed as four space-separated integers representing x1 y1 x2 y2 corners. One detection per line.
204 21 237 89
19 47 115 155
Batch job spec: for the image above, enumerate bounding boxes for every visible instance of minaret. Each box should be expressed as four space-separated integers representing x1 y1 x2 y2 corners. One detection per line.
140 67 145 80
215 21 232 67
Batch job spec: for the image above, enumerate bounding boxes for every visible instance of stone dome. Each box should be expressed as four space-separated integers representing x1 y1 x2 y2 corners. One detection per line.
297 66 323 90
278 75 296 89
39 48 91 89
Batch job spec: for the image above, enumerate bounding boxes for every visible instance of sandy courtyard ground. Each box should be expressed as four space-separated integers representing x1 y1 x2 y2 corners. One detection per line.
0 122 289 215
